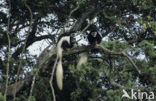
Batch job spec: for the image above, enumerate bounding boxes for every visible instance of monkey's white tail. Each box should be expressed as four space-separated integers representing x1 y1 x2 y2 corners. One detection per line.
77 53 88 67
56 59 63 90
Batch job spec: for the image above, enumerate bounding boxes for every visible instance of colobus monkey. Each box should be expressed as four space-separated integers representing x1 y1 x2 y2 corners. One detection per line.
56 33 73 90
87 31 102 45
77 29 102 67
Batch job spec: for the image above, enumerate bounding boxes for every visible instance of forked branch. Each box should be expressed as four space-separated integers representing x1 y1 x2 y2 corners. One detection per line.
96 44 141 74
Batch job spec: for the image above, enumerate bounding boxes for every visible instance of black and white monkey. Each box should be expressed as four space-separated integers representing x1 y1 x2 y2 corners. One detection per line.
56 32 73 90
87 30 102 45
77 27 102 67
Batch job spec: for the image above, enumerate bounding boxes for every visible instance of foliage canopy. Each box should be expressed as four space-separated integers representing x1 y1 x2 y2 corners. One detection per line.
0 0 156 101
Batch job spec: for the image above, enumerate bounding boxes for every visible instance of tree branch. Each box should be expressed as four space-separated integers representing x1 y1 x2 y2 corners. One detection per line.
13 0 33 100
95 44 141 74
49 55 57 101
4 0 11 100
28 45 51 101
63 4 80 32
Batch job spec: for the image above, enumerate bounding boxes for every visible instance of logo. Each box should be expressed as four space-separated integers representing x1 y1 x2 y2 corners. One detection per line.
122 89 155 100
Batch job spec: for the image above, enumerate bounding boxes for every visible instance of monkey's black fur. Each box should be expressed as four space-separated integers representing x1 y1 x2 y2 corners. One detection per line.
57 32 74 50
87 31 102 45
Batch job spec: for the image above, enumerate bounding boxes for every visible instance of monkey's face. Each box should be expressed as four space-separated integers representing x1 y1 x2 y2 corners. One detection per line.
91 32 97 37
